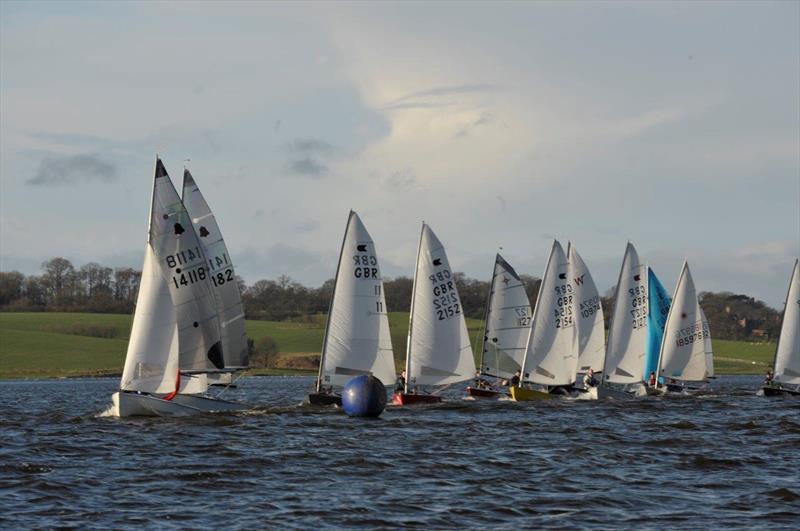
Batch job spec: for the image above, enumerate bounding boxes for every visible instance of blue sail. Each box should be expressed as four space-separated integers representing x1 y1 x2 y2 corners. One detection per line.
645 267 671 380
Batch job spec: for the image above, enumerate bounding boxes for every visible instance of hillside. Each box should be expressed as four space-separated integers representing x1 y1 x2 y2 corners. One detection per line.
0 312 776 379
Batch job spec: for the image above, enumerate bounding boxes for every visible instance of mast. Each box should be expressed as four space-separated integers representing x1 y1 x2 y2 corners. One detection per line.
403 222 426 394
476 252 500 377
656 261 687 383
316 210 353 392
601 242 630 380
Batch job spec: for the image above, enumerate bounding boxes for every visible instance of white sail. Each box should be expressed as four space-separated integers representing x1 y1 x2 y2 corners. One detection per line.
182 169 248 369
521 240 577 386
150 159 222 373
604 243 649 384
479 254 532 380
406 224 475 388
773 259 800 385
657 262 711 382
120 244 180 393
568 244 605 374
318 211 396 388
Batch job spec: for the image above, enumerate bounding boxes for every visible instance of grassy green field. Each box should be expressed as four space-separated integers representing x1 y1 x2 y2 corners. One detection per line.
0 312 775 379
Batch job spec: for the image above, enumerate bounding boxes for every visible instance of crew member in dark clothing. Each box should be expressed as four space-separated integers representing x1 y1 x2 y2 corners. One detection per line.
510 370 521 387
394 371 406 393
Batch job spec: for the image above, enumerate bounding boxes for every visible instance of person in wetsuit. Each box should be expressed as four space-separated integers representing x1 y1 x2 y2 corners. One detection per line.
394 371 406 393
583 368 599 389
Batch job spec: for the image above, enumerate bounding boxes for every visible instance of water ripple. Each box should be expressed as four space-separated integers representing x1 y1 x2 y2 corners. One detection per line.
0 375 798 529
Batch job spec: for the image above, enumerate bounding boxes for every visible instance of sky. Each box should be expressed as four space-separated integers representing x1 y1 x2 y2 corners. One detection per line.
1 1 798 308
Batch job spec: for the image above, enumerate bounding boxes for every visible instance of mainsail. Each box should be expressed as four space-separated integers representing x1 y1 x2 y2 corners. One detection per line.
405 224 475 389
120 158 221 393
150 159 222 373
317 211 396 388
604 243 649 384
182 169 248 369
568 244 605 374
645 267 670 380
479 254 532 380
521 240 577 386
773 259 800 385
657 262 712 382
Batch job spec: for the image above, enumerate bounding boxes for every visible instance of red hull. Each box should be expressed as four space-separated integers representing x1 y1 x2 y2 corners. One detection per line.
466 386 504 398
391 393 442 406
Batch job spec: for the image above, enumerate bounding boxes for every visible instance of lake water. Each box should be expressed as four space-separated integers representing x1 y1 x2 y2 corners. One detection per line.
0 376 798 529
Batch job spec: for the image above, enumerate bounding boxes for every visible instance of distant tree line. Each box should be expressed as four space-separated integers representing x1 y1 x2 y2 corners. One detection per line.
0 258 141 313
0 257 784 342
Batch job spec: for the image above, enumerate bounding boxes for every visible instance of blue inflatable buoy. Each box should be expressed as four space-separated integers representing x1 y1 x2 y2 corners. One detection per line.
342 375 387 417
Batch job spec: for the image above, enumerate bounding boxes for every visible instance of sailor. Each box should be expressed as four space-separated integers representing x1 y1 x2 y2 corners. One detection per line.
764 370 774 387
648 371 657 387
583 368 598 388
394 371 406 393
474 371 492 389
510 370 521 387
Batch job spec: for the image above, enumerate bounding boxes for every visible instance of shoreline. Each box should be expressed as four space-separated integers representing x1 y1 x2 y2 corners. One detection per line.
0 368 317 381
0 370 763 382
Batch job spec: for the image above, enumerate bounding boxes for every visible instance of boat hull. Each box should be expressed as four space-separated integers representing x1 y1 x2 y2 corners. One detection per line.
391 393 442 406
466 387 505 398
575 385 633 400
307 392 343 406
635 385 662 397
111 391 204 418
761 385 800 397
508 386 555 401
170 394 249 412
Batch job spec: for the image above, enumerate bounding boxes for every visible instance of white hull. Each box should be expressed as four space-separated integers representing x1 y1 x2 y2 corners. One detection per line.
171 394 249 412
632 384 661 397
111 391 203 417
576 385 634 400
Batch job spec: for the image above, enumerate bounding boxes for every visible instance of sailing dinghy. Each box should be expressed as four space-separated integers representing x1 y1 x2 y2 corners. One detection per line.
646 267 671 385
393 224 475 405
655 261 714 394
112 158 242 416
467 254 531 398
568 243 615 399
598 243 649 398
761 259 800 397
308 211 396 405
511 240 575 401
